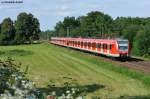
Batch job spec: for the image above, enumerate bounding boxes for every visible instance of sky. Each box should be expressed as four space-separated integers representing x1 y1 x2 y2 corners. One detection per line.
0 0 150 31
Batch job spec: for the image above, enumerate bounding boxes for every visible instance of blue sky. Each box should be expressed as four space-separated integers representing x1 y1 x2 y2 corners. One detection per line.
0 0 150 30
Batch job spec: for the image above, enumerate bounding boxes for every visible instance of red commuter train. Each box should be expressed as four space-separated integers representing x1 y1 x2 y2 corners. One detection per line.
50 37 131 58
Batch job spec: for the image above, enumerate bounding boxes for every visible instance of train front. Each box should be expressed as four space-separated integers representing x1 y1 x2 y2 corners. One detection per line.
117 39 130 58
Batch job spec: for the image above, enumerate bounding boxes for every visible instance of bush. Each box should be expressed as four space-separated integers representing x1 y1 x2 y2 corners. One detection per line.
0 58 38 98
0 58 92 99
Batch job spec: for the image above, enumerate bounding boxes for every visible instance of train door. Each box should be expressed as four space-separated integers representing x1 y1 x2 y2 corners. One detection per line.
103 44 107 54
109 44 115 55
84 42 87 49
96 43 101 52
108 44 112 54
81 42 83 48
88 42 91 50
67 40 69 46
77 41 80 48
92 42 96 51
71 41 73 46
75 41 78 47
74 41 76 47
72 41 74 47
63 40 64 45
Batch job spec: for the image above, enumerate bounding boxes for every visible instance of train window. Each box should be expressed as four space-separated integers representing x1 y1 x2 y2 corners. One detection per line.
98 44 101 48
104 44 106 49
92 43 95 47
84 42 87 46
81 42 83 46
102 44 104 49
96 43 101 48
103 44 107 49
76 41 78 45
88 42 91 47
118 41 128 44
110 45 112 50
78 41 80 45
119 46 128 51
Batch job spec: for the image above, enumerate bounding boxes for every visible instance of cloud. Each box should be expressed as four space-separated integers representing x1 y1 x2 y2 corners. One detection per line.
81 2 103 11
56 5 69 11
48 0 75 16
54 10 73 16
56 0 73 4
1 0 150 30
0 2 23 10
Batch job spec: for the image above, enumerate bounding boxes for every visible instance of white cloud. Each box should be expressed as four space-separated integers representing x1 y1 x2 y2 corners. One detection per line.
1 0 150 30
0 3 23 10
57 0 73 3
52 1 75 16
54 11 73 16
55 5 70 11
81 2 103 11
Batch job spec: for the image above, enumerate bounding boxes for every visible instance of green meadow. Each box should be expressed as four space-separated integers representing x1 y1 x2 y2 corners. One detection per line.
0 43 150 98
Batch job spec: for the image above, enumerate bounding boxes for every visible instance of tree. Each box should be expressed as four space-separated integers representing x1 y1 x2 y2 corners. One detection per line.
0 18 15 45
15 12 40 44
113 17 129 36
0 23 1 34
63 16 79 28
15 12 28 44
79 11 113 38
32 18 41 41
122 24 140 43
63 16 80 37
54 17 80 37
134 25 150 56
40 30 54 40
52 11 150 57
54 11 113 38
113 17 145 36
54 21 65 37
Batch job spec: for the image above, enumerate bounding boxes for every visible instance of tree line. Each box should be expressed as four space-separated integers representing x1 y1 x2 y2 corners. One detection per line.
49 11 150 57
0 12 41 45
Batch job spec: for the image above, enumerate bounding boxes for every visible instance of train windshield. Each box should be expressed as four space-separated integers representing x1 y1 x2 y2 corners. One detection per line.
119 46 128 51
117 41 128 44
117 40 128 51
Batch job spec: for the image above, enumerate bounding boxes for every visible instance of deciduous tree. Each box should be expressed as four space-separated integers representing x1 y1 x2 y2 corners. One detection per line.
0 18 15 45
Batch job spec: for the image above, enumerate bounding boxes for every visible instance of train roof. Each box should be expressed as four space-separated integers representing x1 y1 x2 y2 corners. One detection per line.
51 37 128 44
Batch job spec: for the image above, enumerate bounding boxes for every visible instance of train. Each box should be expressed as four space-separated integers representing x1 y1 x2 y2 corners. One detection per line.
50 37 131 58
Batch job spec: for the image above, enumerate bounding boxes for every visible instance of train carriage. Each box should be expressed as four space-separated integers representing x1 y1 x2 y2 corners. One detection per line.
50 37 131 58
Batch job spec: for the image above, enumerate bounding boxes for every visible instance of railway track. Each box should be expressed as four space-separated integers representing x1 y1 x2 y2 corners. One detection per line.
100 56 150 74
51 43 150 74
80 52 150 74
118 61 150 74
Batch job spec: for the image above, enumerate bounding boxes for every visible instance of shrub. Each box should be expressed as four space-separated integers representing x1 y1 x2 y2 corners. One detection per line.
0 58 38 98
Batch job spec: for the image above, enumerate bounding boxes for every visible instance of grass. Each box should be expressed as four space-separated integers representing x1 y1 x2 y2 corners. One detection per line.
0 43 150 98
